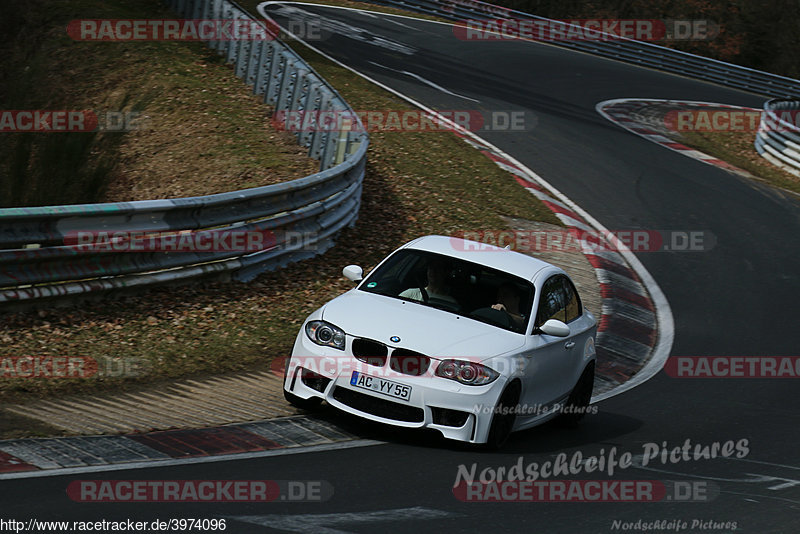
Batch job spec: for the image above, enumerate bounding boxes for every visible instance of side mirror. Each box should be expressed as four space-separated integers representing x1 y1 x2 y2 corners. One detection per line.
342 264 363 282
538 319 570 337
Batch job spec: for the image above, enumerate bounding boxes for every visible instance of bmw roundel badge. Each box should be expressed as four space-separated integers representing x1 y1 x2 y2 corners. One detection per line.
390 336 401 343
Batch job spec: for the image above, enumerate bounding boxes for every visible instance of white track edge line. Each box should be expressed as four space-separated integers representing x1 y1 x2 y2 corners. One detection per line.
0 439 383 480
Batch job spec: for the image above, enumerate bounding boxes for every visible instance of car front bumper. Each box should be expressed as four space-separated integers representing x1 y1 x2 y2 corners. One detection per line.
284 330 509 444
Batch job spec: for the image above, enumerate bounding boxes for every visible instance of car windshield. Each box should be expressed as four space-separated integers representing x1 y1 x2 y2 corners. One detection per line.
359 249 534 333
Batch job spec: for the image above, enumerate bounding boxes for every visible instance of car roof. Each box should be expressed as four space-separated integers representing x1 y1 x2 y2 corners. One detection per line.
401 235 555 282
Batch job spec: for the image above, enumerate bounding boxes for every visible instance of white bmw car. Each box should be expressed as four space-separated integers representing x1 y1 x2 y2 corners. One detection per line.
283 235 597 447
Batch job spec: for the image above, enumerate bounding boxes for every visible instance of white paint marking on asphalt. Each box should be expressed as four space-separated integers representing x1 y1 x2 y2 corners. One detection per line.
367 61 481 103
229 506 453 534
630 454 800 490
366 13 416 30
0 439 383 480
720 490 800 505
727 457 800 471
268 4 417 55
261 2 675 404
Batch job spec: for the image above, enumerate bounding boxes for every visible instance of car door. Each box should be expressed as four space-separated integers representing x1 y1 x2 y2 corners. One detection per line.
561 275 596 384
518 274 583 412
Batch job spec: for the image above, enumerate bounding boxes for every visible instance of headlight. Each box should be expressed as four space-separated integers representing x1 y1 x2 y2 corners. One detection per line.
305 320 346 350
435 359 499 386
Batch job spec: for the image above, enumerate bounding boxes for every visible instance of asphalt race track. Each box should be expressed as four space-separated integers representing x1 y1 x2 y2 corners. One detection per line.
2 4 799 533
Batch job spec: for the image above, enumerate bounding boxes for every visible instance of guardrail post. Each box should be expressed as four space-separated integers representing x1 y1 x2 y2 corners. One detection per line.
201 0 212 23
299 83 322 148
334 112 355 165
265 49 286 105
253 41 273 96
245 36 263 88
209 0 224 52
222 3 235 63
276 62 296 111
192 0 204 19
310 93 332 165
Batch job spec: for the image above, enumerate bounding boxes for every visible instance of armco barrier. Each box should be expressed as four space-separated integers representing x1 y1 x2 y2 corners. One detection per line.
0 0 368 308
359 0 800 98
755 99 800 176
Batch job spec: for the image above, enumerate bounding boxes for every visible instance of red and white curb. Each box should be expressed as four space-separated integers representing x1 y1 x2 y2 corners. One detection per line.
596 98 752 175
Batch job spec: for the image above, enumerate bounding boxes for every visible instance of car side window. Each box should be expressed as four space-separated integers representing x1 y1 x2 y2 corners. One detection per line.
563 277 582 323
535 276 566 327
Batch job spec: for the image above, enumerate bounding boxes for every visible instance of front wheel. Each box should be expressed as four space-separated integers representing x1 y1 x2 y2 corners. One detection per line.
557 363 595 427
484 381 521 450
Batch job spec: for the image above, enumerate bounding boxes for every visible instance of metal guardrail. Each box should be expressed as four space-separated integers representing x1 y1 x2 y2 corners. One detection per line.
755 99 800 176
0 0 368 308
362 0 800 98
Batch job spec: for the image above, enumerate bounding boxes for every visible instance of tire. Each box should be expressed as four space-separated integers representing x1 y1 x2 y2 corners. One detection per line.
484 381 521 450
557 363 595 427
283 388 322 410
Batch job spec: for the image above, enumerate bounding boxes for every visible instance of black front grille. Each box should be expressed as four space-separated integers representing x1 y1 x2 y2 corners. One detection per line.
352 338 388 367
431 406 470 427
299 368 331 393
389 348 430 376
332 386 424 422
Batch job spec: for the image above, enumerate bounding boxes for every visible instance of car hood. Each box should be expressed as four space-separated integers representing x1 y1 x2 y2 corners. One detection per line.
320 290 525 360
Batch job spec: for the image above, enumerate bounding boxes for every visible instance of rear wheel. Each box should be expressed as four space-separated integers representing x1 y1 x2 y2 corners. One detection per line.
484 381 521 450
558 363 595 427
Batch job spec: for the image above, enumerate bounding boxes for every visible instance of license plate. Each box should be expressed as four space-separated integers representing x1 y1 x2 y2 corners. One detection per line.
350 371 411 401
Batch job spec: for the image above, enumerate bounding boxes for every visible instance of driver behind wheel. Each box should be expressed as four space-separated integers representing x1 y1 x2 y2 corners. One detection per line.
491 283 526 330
399 257 458 306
